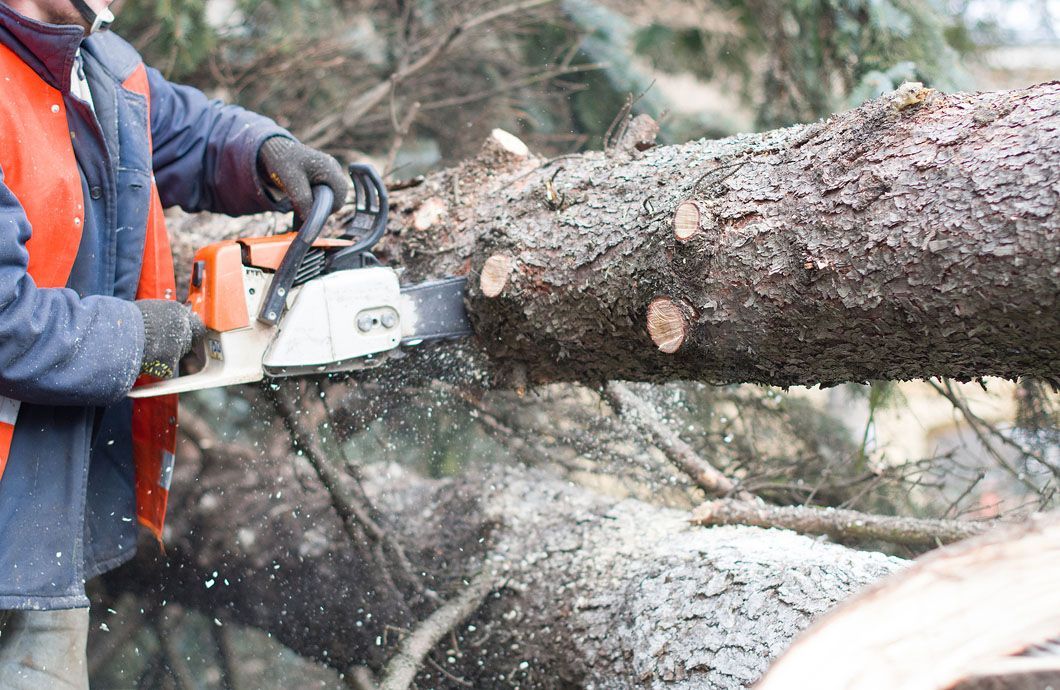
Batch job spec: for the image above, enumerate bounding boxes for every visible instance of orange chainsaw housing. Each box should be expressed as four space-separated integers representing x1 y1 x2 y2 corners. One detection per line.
187 234 354 332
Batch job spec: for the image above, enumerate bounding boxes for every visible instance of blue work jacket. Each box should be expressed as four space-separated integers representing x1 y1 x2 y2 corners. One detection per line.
0 5 290 610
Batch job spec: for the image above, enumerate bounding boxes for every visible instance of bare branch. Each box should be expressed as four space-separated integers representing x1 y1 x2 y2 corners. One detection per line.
385 101 422 177
930 378 1060 486
301 0 558 147
377 572 497 690
266 382 439 605
692 498 992 547
604 382 751 499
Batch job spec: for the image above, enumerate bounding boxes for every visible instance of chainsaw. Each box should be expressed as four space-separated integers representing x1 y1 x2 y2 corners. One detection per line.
128 164 471 399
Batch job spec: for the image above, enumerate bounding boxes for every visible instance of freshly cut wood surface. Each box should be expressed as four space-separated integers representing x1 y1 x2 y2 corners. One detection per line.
480 254 514 297
646 297 688 353
672 201 702 241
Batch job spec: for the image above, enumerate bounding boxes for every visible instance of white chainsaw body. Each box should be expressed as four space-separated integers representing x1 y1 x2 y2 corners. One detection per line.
128 266 413 398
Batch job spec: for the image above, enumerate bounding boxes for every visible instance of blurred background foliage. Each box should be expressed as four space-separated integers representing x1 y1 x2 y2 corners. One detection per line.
93 0 1058 687
113 0 982 160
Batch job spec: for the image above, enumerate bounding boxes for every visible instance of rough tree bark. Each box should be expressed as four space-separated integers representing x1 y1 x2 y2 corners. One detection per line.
383 82 1059 387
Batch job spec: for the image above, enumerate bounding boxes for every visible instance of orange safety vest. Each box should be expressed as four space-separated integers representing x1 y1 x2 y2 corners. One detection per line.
0 42 178 540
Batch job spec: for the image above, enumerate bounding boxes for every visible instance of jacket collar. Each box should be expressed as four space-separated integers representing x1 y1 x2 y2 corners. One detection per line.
0 3 84 92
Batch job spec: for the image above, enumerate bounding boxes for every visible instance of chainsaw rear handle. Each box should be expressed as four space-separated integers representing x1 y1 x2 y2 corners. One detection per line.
257 184 334 326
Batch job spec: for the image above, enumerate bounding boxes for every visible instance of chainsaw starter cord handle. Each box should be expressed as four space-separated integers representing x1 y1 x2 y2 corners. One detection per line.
257 185 334 326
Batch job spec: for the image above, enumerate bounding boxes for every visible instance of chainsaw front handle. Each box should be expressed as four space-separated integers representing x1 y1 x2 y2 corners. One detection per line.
257 184 334 326
343 163 388 253
324 164 389 272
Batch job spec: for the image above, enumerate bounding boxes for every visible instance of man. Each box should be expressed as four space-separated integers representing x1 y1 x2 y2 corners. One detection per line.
0 0 350 686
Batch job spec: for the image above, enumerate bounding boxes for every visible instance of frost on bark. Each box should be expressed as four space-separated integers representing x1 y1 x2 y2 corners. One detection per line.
112 442 902 689
168 83 1060 387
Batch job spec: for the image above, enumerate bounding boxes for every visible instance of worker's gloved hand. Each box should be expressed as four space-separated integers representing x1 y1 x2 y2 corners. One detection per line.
256 136 348 219
135 300 206 379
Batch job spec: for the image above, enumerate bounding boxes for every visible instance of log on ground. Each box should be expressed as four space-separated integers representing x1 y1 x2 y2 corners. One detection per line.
110 439 903 689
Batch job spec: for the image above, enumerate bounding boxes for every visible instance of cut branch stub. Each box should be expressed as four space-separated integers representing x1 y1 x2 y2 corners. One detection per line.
480 254 514 298
487 128 530 158
673 201 702 242
617 113 661 152
647 297 688 354
412 197 448 232
476 128 531 170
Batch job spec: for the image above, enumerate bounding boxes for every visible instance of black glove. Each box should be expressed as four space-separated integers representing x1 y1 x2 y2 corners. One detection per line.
136 300 206 379
257 136 349 219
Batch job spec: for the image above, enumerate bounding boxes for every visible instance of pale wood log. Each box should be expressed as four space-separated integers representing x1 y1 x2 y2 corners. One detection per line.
757 511 1060 690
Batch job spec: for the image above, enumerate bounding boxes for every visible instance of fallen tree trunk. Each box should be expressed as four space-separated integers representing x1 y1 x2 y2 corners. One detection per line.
387 82 1059 387
171 83 1060 387
112 432 903 688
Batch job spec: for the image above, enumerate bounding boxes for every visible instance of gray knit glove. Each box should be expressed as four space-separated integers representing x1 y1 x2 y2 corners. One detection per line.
135 300 206 379
257 136 348 219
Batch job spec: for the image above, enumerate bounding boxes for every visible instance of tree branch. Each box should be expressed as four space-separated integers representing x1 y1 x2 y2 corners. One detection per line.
604 382 752 499
691 499 992 547
301 0 557 147
377 572 497 690
266 383 440 605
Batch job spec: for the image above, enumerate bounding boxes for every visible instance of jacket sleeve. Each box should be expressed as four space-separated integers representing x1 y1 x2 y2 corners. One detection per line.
0 171 144 407
146 66 294 216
